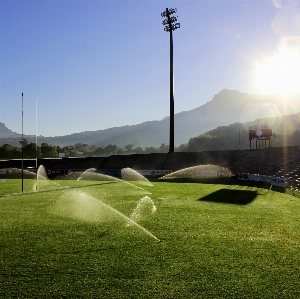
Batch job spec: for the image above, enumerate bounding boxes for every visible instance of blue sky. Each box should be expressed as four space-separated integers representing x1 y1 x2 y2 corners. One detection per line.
1 0 300 137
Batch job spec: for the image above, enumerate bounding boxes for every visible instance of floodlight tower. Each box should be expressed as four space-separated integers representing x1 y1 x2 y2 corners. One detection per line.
161 8 180 153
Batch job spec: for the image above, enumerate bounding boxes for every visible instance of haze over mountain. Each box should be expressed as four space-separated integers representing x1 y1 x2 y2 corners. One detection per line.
1 89 300 147
0 123 20 138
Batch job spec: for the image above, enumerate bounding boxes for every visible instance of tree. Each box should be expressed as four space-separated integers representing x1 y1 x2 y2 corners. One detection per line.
89 145 97 152
41 143 58 158
133 146 144 154
0 144 20 159
61 146 77 157
104 144 119 155
158 143 168 152
74 143 90 153
143 146 159 154
186 134 213 152
94 146 106 156
23 142 41 159
124 144 134 155
175 143 187 152
115 147 124 155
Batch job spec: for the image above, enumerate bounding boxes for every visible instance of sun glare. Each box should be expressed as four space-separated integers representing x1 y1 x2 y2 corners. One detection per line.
255 40 300 95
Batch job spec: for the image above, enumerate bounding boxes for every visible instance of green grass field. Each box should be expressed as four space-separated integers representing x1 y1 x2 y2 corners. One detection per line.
1 178 300 298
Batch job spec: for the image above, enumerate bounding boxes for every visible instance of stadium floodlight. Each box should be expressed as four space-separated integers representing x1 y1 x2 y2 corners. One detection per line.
161 8 180 153
162 19 169 26
169 16 177 23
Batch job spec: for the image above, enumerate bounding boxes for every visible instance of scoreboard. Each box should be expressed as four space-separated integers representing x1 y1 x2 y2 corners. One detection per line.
248 125 272 141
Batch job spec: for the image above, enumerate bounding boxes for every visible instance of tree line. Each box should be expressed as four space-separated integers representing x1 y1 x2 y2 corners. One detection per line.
0 134 248 160
0 141 171 159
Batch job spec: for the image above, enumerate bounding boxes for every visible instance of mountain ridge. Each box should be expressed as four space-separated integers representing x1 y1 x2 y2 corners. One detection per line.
0 122 20 138
1 89 300 147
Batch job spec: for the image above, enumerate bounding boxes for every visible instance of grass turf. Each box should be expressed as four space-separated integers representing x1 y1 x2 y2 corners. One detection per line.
1 179 300 298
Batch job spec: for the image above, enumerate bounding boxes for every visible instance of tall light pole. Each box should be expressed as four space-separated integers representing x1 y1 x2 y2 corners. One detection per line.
161 8 180 153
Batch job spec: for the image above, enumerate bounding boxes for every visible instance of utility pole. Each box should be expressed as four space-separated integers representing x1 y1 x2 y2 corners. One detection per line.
161 8 180 153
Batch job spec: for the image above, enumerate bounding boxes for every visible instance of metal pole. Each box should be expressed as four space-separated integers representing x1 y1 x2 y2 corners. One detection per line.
21 93 24 193
239 124 240 150
169 22 174 153
36 99 38 191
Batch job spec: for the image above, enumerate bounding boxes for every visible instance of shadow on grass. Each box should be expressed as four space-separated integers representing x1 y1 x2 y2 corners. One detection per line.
155 177 235 184
199 188 258 205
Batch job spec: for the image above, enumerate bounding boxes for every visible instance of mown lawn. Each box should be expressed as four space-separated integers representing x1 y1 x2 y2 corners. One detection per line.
1 179 300 298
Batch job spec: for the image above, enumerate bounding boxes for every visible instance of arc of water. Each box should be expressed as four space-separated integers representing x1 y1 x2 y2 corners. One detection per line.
51 191 159 242
121 168 153 186
159 164 234 179
77 168 151 193
36 165 49 180
129 196 157 223
100 199 160 242
34 165 60 192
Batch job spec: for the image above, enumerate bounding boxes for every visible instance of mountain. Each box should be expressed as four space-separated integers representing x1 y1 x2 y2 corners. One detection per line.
0 122 20 138
180 112 300 151
1 89 300 147
173 89 299 142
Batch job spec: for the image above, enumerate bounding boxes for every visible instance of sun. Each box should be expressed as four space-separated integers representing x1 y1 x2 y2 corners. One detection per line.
255 39 300 95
